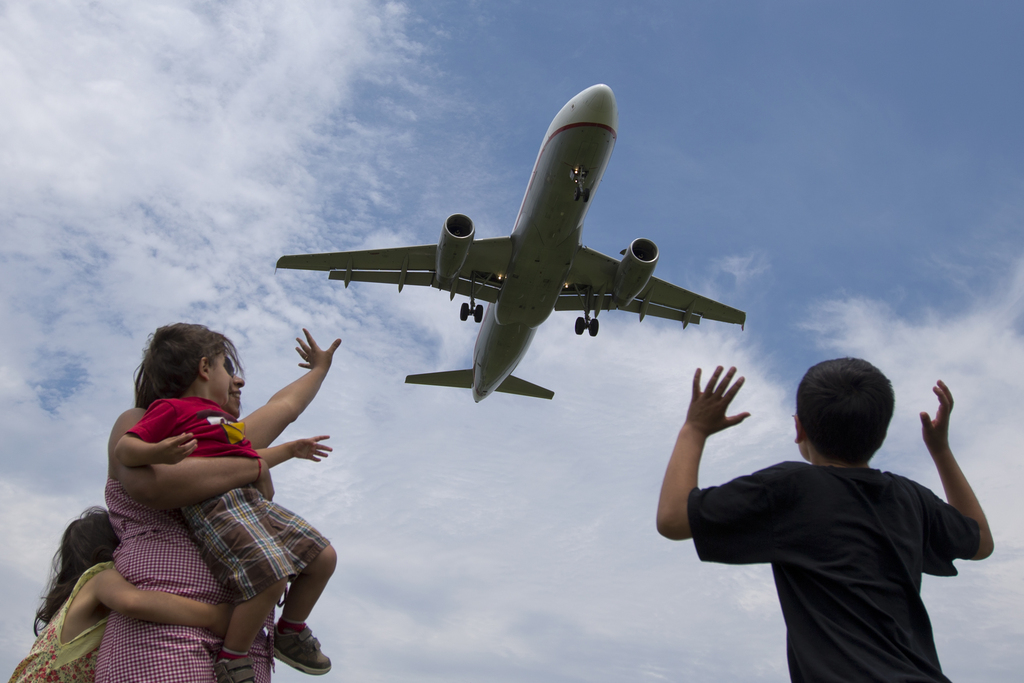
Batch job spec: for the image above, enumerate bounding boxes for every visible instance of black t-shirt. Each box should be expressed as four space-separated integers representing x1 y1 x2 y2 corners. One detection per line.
688 461 980 683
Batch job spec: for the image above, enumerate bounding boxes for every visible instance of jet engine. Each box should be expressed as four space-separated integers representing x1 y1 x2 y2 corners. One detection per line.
435 213 475 288
612 238 659 307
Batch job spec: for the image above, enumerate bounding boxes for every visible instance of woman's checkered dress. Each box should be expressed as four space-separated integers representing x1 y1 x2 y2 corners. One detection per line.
95 479 274 683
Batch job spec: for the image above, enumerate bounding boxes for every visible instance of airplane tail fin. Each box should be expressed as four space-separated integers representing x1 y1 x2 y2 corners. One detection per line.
405 370 554 400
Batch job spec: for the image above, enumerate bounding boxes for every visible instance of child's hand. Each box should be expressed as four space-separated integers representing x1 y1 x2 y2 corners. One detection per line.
920 380 953 456
296 329 342 371
291 435 332 462
209 603 234 638
255 458 275 501
152 433 197 464
684 366 751 437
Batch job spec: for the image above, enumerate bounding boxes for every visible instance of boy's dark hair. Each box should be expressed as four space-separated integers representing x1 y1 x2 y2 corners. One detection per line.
796 358 895 465
35 507 120 635
134 323 242 409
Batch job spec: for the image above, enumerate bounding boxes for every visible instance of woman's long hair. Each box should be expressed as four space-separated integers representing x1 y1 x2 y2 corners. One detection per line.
133 323 242 409
34 507 120 635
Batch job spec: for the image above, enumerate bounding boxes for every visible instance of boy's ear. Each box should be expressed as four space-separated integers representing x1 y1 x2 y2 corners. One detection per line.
794 415 807 444
197 357 212 382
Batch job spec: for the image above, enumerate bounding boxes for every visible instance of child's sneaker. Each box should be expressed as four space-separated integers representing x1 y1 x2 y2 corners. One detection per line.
274 626 332 675
214 656 256 683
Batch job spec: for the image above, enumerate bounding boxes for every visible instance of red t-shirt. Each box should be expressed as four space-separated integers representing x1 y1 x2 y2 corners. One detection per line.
128 396 259 459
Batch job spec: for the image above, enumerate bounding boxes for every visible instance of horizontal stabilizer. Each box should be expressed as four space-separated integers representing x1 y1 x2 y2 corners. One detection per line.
405 370 554 400
495 375 554 400
405 369 473 389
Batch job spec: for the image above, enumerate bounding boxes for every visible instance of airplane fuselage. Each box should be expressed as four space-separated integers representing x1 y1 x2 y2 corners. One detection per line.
472 85 618 401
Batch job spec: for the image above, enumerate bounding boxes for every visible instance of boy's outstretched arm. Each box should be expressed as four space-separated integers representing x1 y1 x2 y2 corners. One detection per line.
657 366 750 541
114 432 197 467
921 380 994 560
258 435 332 468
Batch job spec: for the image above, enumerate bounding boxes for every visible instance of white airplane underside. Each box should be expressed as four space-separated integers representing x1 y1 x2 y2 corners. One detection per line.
277 85 746 402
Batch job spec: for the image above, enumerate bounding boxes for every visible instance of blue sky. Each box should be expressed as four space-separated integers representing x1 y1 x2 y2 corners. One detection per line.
2 2 1022 681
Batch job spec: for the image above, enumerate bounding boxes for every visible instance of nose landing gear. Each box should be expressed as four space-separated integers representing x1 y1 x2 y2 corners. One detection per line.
570 166 591 202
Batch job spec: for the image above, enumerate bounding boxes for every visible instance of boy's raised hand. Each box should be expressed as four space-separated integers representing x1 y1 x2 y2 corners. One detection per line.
657 366 749 541
920 380 953 456
290 435 332 462
296 328 342 371
685 366 751 437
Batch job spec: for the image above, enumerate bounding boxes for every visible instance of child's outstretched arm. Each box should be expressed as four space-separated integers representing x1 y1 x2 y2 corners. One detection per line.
62 568 232 643
920 380 994 560
257 435 332 468
657 366 750 540
114 432 197 467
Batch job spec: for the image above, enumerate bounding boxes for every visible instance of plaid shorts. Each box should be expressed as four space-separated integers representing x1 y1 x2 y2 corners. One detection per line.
182 485 329 601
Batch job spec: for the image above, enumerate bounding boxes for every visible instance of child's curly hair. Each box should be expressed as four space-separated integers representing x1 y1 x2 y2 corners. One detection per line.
133 323 242 409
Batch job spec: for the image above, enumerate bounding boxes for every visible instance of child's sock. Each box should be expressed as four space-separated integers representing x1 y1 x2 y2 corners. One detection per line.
217 647 248 662
276 617 306 634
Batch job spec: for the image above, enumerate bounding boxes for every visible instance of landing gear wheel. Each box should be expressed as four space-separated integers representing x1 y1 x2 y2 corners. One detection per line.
460 302 470 321
575 317 587 335
473 304 483 323
574 186 581 201
588 318 599 337
582 187 591 203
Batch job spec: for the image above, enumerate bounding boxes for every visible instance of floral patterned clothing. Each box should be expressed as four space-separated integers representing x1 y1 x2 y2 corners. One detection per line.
8 562 113 682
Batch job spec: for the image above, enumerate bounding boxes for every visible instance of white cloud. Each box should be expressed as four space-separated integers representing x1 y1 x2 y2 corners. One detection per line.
714 251 771 288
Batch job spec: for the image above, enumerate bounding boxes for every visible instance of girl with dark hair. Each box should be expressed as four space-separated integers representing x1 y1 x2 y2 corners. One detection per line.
9 508 231 682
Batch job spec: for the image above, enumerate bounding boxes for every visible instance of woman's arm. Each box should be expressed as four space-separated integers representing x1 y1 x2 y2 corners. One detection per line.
108 409 261 510
243 330 340 449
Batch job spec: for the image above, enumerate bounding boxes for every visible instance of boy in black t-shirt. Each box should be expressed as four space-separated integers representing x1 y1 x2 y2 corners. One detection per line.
657 359 993 683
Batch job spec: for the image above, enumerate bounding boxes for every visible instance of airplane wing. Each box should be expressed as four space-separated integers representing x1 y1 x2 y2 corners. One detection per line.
276 237 514 303
555 246 746 328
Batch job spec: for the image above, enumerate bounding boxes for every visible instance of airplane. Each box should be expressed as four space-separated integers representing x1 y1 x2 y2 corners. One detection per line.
277 84 745 402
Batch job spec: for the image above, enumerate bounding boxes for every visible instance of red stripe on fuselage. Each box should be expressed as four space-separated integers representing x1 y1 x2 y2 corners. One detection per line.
547 121 617 142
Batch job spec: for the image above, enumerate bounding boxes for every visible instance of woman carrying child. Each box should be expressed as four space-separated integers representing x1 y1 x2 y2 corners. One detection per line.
113 324 337 682
96 328 341 683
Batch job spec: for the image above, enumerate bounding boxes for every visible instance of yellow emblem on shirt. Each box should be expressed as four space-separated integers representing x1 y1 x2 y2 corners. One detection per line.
206 416 246 444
